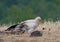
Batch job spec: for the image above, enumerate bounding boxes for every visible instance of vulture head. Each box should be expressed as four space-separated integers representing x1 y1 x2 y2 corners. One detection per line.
35 17 42 25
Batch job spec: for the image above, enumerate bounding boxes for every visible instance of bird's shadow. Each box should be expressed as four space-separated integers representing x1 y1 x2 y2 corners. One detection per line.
30 31 43 37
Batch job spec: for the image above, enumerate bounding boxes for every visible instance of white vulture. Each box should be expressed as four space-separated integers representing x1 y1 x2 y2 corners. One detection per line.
19 16 42 33
5 17 41 34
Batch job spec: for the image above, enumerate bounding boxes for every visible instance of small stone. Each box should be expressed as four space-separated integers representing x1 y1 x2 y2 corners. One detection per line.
30 31 42 37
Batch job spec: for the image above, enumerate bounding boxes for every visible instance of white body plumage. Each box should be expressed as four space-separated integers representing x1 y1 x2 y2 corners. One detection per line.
20 17 41 33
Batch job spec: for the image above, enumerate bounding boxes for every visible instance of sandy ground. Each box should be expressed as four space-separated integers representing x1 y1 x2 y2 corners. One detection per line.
0 21 60 42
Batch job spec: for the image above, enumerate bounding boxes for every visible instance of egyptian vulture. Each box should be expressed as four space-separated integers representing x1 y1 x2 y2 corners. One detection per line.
5 17 41 33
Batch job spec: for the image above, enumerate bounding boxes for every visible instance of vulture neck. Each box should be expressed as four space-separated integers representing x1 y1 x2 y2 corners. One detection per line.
35 19 40 26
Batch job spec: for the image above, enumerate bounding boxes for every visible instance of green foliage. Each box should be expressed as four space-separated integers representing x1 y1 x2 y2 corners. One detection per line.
0 0 60 24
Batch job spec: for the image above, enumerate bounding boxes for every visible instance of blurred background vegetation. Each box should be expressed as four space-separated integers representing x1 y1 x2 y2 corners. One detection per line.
0 0 60 24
